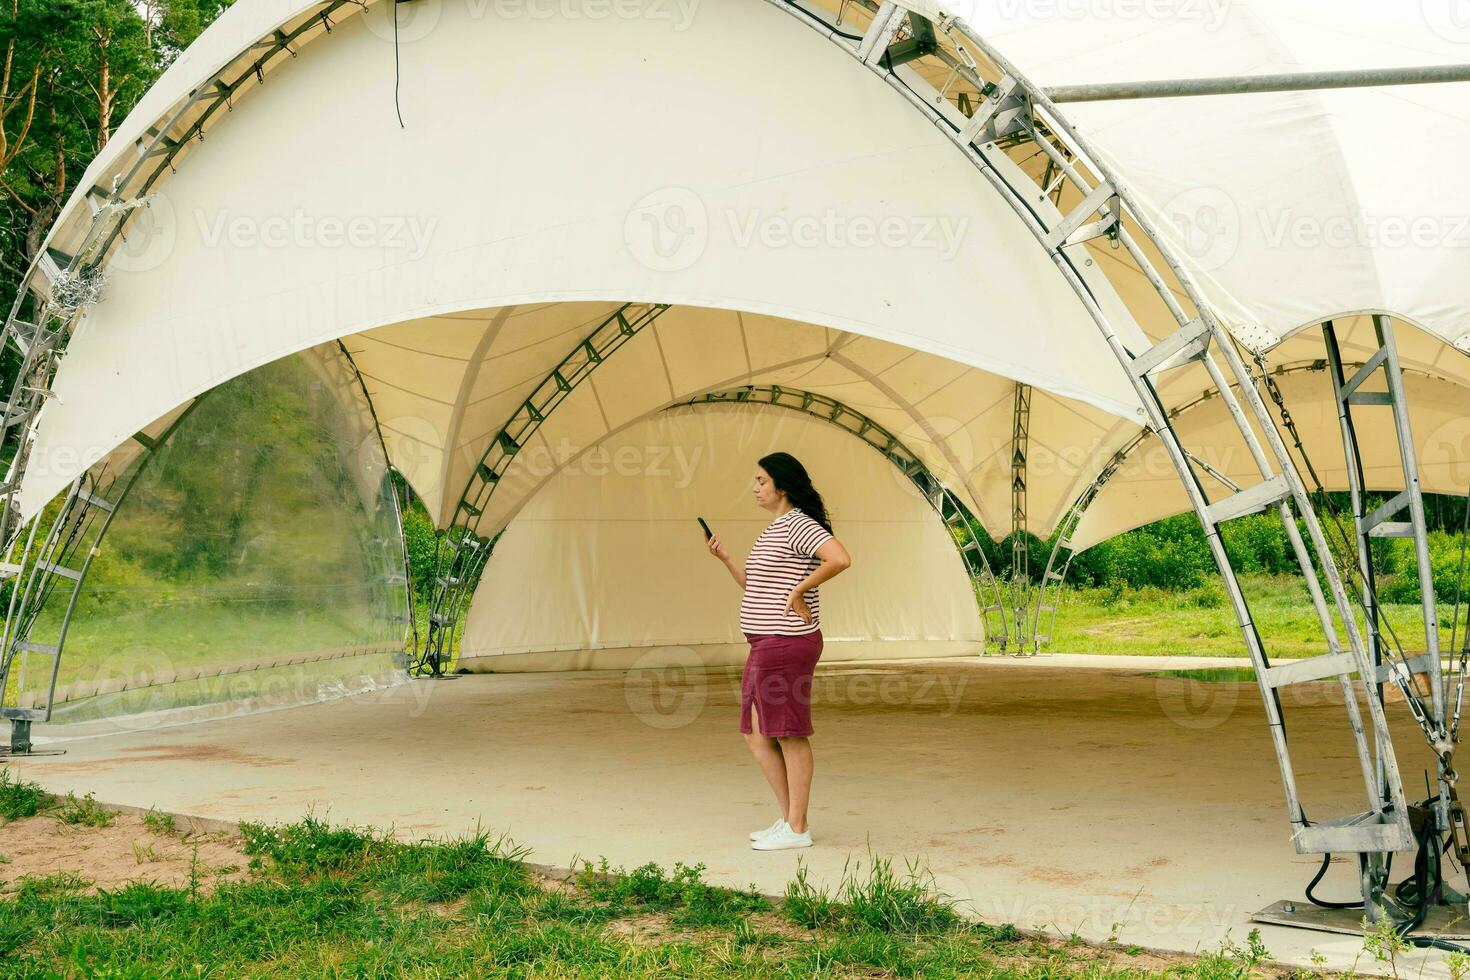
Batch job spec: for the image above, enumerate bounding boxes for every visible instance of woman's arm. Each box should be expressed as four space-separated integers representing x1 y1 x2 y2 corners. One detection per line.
785 538 852 622
706 534 746 589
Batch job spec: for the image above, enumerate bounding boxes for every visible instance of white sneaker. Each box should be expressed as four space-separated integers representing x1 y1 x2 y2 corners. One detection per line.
750 818 787 842
751 824 812 850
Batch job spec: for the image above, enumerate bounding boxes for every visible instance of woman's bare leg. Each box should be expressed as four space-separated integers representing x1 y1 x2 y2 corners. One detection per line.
743 702 791 817
777 736 813 833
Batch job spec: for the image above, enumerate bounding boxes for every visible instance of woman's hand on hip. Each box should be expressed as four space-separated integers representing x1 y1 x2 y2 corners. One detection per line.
786 591 812 624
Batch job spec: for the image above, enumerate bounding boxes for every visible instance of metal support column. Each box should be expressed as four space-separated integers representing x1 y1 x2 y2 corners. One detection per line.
1323 317 1452 831
1009 383 1033 654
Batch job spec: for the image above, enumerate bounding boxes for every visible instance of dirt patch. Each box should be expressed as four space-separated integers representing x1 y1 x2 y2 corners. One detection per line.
114 745 296 768
0 812 249 895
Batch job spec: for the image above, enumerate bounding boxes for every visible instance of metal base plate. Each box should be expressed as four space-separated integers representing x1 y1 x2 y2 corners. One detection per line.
1253 900 1470 939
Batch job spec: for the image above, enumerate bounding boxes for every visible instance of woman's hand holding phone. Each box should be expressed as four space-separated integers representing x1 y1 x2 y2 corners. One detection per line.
699 517 728 560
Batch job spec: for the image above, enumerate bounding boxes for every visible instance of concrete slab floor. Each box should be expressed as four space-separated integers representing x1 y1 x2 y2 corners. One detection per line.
3 653 1457 975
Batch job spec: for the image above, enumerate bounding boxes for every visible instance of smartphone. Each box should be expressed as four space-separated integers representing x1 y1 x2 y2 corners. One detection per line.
697 517 713 540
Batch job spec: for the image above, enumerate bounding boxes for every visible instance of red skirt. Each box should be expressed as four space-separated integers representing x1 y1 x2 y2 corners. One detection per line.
740 630 824 738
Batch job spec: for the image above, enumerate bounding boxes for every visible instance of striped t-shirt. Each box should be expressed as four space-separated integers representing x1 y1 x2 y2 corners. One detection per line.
739 508 835 636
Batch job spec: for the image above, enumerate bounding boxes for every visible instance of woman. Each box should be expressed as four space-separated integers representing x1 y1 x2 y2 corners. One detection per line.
706 452 851 851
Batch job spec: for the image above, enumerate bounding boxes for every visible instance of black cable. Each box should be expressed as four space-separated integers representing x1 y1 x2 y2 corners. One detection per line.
1305 801 1470 951
1305 853 1363 910
781 0 863 41
392 0 405 128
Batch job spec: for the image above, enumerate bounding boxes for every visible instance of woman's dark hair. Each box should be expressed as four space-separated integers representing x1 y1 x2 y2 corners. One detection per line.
758 452 832 533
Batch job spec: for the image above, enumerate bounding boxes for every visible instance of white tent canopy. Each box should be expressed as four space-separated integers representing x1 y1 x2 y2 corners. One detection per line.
17 0 1470 565
896 0 1470 352
20 0 1152 528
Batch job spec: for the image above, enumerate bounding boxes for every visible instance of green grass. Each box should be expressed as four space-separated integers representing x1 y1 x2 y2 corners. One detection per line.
1045 573 1442 658
0 812 1294 978
1149 668 1261 682
142 808 177 836
55 791 114 828
0 769 45 823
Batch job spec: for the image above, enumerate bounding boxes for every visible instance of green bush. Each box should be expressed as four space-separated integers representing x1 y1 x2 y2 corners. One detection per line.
1377 529 1470 604
1219 513 1291 575
401 499 439 601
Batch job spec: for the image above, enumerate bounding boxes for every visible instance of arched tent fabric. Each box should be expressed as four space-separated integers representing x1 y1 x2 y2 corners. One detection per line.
17 0 1470 552
348 303 1135 540
14 0 1155 529
853 0 1470 353
462 403 983 672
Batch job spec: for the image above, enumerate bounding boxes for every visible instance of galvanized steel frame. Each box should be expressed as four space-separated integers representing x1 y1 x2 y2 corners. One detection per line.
769 0 1425 876
1008 383 1033 653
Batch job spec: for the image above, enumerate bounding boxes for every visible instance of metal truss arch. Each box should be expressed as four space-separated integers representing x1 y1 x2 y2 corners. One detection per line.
681 384 1009 650
411 302 672 674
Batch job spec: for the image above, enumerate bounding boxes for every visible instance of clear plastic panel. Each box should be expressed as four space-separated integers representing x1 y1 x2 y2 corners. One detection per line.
17 343 410 732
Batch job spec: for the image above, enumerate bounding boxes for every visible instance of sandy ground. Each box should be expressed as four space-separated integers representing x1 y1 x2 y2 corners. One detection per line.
2 653 1454 974
0 810 249 895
